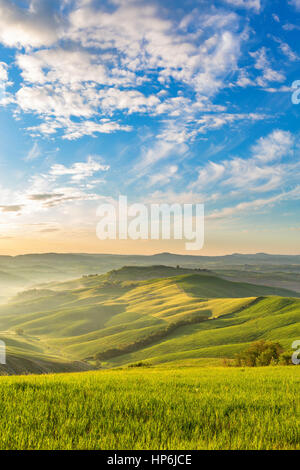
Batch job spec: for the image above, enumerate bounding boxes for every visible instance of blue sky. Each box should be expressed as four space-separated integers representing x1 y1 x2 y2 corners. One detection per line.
0 0 299 255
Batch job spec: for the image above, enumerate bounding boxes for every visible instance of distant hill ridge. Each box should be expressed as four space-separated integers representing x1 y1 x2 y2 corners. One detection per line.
1 251 300 300
2 251 300 263
104 265 212 281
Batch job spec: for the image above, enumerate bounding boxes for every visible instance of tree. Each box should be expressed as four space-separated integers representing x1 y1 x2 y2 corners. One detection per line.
279 351 293 365
15 328 24 336
234 340 284 367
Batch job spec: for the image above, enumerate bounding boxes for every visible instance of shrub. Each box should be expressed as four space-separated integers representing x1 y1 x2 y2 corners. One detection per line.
128 362 151 368
234 340 284 367
279 351 293 366
15 328 24 336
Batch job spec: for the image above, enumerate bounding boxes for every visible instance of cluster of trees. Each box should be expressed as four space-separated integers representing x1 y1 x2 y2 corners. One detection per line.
15 328 24 336
128 362 151 368
234 340 293 367
94 316 206 361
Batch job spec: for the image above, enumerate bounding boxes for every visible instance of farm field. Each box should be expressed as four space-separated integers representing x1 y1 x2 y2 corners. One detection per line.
0 265 299 373
0 262 298 451
0 365 298 450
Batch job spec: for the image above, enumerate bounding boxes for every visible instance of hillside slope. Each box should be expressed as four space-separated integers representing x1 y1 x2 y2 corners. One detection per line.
1 251 300 293
0 266 299 372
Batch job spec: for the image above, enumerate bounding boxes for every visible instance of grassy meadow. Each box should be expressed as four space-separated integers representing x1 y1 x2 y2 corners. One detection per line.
0 263 298 450
0 365 298 450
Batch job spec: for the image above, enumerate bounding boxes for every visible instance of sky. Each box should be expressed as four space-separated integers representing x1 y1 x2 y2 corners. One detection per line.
0 0 299 255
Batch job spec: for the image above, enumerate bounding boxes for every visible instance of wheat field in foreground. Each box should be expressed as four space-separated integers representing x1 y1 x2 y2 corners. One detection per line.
0 365 298 450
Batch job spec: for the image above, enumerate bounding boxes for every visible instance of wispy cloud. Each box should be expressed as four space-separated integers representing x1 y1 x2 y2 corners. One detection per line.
0 61 8 81
251 130 294 163
0 204 23 212
290 0 300 11
25 142 41 161
133 139 187 180
147 165 178 187
250 47 285 87
222 0 261 12
27 193 64 201
192 130 295 196
207 186 300 220
49 156 110 182
0 154 111 224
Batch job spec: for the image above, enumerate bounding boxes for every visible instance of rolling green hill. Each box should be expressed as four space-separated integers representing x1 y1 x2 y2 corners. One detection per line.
1 252 300 302
0 265 299 373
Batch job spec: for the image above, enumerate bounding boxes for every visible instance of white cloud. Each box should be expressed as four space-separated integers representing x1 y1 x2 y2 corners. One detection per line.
283 22 300 31
133 111 268 180
0 62 8 82
154 111 266 148
157 121 197 145
16 84 97 119
16 48 140 87
271 36 299 62
207 193 282 219
8 0 245 139
278 42 299 61
144 189 221 206
146 190 207 205
236 46 288 90
236 69 255 87
134 139 188 180
49 156 110 182
27 193 64 201
195 113 266 133
59 119 132 141
25 142 41 161
222 0 261 12
16 83 133 139
290 0 300 11
0 0 290 144
194 162 226 187
251 130 294 163
147 165 178 187
0 204 23 213
0 0 62 48
194 157 284 194
207 186 300 220
263 85 292 93
19 0 239 99
250 47 285 87
0 157 110 224
192 130 295 194
16 83 136 139
71 0 238 99
98 88 160 115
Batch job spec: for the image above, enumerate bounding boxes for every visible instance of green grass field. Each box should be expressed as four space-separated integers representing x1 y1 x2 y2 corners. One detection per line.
0 266 299 372
0 365 298 450
0 264 299 450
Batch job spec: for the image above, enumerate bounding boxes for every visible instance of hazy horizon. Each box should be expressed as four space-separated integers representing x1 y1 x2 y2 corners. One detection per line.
1 249 300 257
